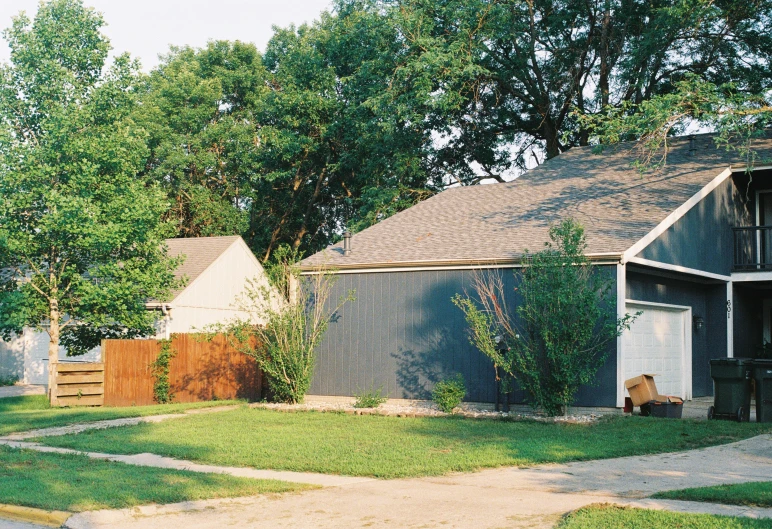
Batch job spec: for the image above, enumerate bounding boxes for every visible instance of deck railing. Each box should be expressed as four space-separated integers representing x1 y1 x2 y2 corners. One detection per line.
733 226 772 270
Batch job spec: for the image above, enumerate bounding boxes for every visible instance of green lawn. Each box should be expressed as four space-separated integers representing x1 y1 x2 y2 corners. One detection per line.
653 482 772 508
0 395 241 436
0 445 311 512
36 407 772 478
557 504 772 529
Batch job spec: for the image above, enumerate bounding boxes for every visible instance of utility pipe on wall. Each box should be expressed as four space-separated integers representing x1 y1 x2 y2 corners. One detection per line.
161 303 171 340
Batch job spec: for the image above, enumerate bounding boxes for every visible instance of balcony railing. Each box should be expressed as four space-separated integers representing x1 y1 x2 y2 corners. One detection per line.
733 226 772 270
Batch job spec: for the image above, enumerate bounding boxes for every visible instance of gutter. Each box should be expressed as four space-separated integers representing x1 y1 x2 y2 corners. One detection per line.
300 253 623 275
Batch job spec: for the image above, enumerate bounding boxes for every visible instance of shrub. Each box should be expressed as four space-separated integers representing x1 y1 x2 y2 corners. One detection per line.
150 339 176 404
0 375 18 387
432 374 466 413
453 219 637 416
219 246 355 404
354 386 387 408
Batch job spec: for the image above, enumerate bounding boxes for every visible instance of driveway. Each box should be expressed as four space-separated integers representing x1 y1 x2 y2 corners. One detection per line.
0 520 49 529
0 385 45 399
64 434 772 529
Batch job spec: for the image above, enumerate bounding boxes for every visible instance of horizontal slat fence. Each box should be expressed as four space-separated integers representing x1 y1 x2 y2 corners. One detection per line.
103 334 261 407
54 362 105 407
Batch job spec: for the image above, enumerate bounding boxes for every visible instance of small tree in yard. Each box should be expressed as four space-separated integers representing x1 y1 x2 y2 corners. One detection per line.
224 246 354 404
454 219 636 416
0 0 181 403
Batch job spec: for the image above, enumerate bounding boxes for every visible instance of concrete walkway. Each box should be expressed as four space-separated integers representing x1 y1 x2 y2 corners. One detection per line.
1 406 769 528
0 385 45 398
53 434 772 529
1 404 242 441
0 439 371 487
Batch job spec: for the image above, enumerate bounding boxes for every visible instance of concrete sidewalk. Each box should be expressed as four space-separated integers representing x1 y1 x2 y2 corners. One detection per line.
59 435 772 529
0 385 45 398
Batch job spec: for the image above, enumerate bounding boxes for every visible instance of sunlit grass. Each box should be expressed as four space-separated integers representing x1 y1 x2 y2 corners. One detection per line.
37 407 772 479
0 445 311 512
0 395 242 436
557 504 772 529
653 482 772 508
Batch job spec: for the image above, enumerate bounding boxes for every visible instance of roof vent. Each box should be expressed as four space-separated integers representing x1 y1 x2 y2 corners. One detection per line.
688 135 697 156
343 231 352 256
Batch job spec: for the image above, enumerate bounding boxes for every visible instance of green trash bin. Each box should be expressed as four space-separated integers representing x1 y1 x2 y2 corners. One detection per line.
709 358 753 422
752 359 772 423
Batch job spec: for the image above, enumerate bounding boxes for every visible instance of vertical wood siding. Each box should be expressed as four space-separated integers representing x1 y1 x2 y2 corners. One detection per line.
309 267 618 406
103 334 260 406
168 240 274 334
637 173 754 275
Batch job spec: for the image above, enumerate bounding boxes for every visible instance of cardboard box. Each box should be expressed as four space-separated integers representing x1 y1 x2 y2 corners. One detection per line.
624 374 659 407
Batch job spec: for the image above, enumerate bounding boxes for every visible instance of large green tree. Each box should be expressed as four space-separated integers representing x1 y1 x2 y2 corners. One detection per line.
139 41 267 239
143 9 436 260
0 0 181 401
250 9 435 258
583 74 772 169
365 0 772 183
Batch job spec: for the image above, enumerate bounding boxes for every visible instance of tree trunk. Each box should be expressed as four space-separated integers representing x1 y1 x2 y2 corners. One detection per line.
599 0 611 109
48 297 59 406
542 119 562 159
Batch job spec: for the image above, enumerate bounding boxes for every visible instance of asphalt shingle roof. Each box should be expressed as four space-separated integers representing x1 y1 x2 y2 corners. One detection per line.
165 235 241 299
301 134 772 269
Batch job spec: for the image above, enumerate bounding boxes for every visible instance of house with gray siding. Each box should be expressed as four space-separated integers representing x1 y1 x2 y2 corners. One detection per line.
300 133 772 409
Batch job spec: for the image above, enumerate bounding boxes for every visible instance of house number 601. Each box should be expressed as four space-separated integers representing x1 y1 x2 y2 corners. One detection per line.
727 300 732 319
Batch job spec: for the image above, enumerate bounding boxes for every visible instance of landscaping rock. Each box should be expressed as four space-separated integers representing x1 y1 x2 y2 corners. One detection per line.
248 400 602 423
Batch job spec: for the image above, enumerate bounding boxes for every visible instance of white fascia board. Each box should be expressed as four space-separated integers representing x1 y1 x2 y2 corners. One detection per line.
621 167 734 263
300 255 622 275
626 257 731 281
727 281 734 358
621 163 772 263
616 263 626 408
731 271 772 282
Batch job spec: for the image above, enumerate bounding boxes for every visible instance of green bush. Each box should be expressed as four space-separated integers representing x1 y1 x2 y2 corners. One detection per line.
454 219 637 416
354 386 387 408
0 375 18 387
218 246 355 404
432 374 466 413
150 339 176 404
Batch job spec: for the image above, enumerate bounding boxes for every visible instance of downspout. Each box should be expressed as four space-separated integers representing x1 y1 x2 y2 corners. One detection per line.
161 304 171 340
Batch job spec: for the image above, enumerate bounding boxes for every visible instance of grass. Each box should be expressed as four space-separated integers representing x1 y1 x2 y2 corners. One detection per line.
0 395 241 436
0 445 311 512
36 407 772 479
557 504 772 529
653 482 772 508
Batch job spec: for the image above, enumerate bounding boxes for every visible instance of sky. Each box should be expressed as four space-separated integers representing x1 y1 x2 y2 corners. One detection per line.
0 0 334 71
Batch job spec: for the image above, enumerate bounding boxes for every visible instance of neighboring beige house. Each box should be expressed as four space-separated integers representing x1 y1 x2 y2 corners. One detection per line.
0 235 272 385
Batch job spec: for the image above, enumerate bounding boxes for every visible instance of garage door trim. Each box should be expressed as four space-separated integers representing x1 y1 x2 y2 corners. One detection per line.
624 299 693 401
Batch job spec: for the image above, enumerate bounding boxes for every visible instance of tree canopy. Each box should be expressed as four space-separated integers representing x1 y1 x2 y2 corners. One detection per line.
0 0 181 396
3 0 772 265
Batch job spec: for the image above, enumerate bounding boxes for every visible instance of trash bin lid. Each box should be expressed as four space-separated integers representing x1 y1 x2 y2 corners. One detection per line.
710 357 753 365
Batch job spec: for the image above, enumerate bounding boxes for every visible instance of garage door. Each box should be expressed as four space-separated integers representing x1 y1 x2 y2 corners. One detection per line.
23 330 102 385
623 303 690 399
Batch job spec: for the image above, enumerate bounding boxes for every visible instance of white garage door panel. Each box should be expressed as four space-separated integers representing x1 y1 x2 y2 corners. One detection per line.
623 304 689 399
23 330 102 385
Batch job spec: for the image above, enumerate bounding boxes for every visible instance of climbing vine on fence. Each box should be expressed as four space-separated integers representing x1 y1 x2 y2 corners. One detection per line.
150 339 177 403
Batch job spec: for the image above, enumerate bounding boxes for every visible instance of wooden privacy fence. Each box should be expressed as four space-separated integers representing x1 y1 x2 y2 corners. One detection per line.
52 362 105 407
103 334 261 407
